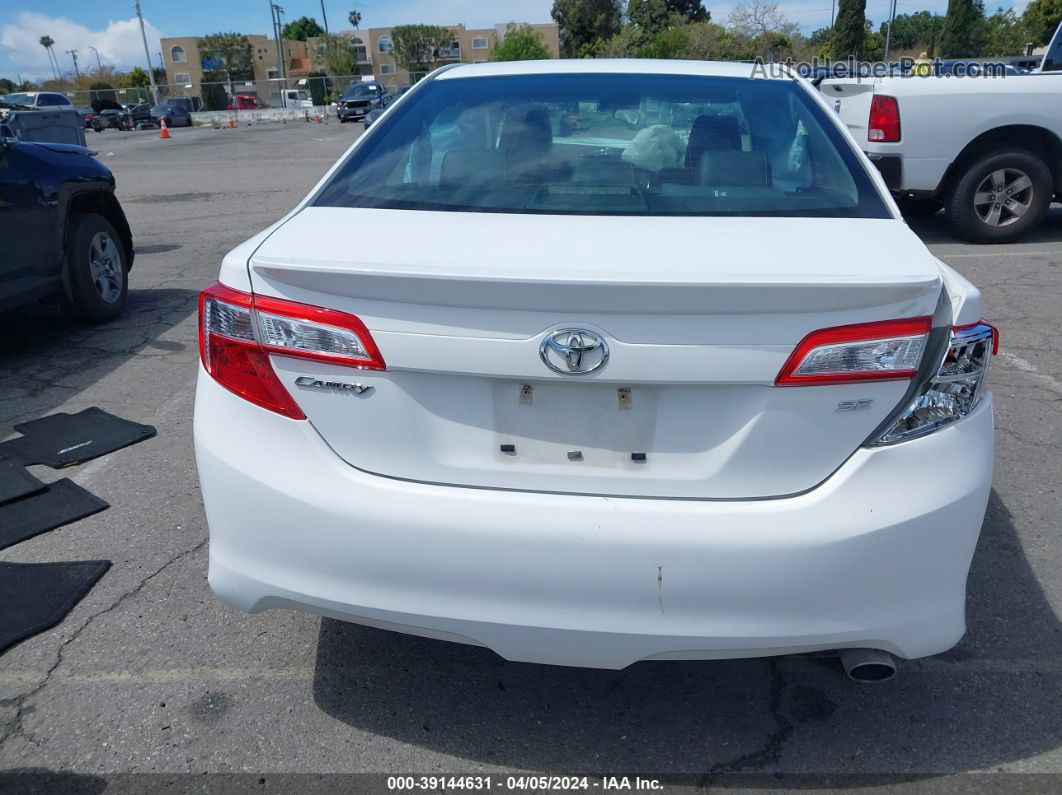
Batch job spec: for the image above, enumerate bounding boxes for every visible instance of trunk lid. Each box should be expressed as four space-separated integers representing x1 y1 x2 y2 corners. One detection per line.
249 207 941 499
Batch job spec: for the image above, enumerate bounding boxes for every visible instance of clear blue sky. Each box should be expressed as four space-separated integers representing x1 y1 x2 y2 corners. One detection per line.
2 0 1011 81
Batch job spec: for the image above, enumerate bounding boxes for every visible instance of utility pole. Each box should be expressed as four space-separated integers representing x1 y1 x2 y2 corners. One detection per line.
884 0 899 62
270 2 287 106
89 46 102 70
830 0 836 30
133 0 160 104
320 0 329 34
66 49 80 79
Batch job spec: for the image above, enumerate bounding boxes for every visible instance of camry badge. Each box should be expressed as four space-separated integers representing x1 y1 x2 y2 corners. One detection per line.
295 376 373 395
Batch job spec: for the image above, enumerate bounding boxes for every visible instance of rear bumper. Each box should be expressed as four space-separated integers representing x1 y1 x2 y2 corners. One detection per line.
195 371 994 669
865 152 902 191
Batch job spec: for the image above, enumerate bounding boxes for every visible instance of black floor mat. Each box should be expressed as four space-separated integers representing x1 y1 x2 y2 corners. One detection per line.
0 454 45 504
0 408 156 468
0 560 111 655
0 479 109 552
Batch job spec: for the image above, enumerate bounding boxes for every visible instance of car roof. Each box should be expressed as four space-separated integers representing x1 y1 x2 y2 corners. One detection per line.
437 59 789 81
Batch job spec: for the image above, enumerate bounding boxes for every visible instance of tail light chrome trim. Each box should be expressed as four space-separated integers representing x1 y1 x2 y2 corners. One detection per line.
870 320 997 446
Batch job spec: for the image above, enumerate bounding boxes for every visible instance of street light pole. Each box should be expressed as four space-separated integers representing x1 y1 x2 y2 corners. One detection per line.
320 0 329 34
884 0 899 61
89 46 102 70
133 0 160 104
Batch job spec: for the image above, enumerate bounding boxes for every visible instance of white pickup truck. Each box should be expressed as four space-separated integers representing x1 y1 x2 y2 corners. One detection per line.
822 22 1062 242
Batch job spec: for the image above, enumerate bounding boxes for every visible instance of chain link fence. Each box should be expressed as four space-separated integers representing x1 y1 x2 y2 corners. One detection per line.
62 74 406 116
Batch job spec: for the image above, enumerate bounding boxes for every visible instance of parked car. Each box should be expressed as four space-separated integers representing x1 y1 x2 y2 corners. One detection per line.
362 85 412 129
96 108 130 130
0 129 133 320
823 53 1062 242
278 89 313 108
125 103 157 129
336 80 392 123
196 61 997 679
166 96 202 113
76 107 103 132
228 95 264 111
1 91 73 109
151 104 193 127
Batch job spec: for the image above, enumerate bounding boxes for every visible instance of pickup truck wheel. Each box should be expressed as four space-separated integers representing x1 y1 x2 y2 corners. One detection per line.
945 150 1052 243
64 213 128 323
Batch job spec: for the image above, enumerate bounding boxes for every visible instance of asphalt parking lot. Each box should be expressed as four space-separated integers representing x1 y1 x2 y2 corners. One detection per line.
0 121 1060 790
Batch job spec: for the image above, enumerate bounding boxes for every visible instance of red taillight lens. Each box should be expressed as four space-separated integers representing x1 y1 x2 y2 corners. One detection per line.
868 95 901 142
776 316 932 386
198 282 385 418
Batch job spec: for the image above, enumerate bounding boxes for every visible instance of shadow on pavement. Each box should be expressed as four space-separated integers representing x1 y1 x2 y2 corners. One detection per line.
312 489 1060 776
907 205 1062 246
0 287 198 430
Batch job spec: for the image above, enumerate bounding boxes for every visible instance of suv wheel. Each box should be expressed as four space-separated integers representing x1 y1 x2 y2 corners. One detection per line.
945 149 1052 243
64 213 128 323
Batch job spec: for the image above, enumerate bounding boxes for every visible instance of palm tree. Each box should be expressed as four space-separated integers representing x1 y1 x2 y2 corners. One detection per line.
348 10 361 29
39 35 58 80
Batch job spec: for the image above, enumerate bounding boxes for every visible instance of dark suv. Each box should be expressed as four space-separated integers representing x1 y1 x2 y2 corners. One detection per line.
337 81 392 123
0 128 134 321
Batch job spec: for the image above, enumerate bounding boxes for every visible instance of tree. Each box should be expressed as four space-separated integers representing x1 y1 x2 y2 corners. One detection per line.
199 33 254 81
200 69 229 110
0 77 16 94
390 24 453 75
282 16 324 41
88 81 117 102
879 11 945 54
551 0 623 57
938 0 985 57
668 0 710 22
307 70 328 105
981 8 1027 55
315 33 357 76
39 35 58 80
1022 0 1062 46
831 0 867 58
348 10 362 29
126 66 150 87
728 2 797 39
628 0 669 35
493 24 552 61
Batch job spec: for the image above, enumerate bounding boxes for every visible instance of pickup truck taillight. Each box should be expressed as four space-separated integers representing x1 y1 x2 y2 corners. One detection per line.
198 282 385 418
868 95 901 142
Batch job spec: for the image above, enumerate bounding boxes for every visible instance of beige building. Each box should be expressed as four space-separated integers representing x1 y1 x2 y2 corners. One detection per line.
367 23 559 87
161 35 310 104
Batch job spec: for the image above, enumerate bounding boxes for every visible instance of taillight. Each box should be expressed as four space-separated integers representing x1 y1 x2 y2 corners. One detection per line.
872 321 997 445
198 282 384 418
776 317 931 386
868 95 900 142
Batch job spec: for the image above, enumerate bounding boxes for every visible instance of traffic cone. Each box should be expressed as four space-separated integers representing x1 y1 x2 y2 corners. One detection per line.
227 115 235 129
159 118 171 139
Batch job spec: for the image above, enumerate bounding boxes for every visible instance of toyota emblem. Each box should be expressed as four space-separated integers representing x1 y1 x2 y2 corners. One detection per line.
539 329 609 375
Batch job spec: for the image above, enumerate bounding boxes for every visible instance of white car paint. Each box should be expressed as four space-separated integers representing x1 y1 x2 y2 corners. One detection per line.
195 60 995 670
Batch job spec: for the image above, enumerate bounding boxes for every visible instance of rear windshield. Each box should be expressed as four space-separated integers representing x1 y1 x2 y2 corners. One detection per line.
315 73 889 218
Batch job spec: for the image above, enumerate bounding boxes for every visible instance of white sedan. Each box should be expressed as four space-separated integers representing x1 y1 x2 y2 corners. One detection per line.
194 60 996 680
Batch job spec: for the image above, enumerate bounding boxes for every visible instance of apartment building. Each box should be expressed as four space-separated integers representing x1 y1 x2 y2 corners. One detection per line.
160 35 310 102
367 23 559 86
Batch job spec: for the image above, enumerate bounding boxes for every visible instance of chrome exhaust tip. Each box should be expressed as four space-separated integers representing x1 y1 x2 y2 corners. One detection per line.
839 648 897 682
